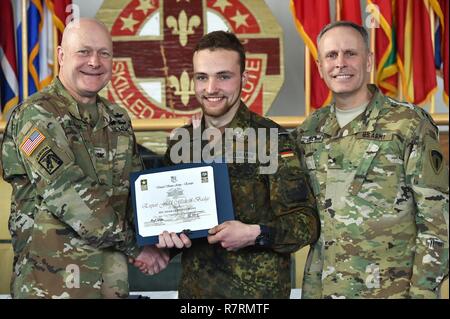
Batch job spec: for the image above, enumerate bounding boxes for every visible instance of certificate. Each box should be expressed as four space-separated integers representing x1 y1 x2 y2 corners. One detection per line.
130 162 234 246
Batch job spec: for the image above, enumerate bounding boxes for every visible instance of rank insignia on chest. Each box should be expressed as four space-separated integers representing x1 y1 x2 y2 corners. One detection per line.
300 135 324 144
95 147 106 159
20 128 46 156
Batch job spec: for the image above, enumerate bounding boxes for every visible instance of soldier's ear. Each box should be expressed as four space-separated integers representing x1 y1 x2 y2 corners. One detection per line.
57 46 64 67
241 71 248 85
316 59 324 79
366 51 374 73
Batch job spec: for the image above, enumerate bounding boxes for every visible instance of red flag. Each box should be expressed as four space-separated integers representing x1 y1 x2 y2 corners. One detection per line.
338 0 362 24
0 0 19 116
290 0 331 109
396 0 437 105
434 0 449 104
369 0 398 97
47 0 72 45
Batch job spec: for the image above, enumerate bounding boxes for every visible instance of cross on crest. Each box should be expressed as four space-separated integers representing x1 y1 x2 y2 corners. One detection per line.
97 0 283 119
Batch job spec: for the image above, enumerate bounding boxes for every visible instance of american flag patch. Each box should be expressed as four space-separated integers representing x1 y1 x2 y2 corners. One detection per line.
20 128 46 156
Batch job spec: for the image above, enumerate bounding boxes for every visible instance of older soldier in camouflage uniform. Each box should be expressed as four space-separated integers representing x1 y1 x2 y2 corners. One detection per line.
0 18 168 299
292 21 449 299
157 31 319 298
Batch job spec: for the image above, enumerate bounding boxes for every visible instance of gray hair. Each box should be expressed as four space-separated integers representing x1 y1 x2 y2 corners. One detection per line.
317 21 369 49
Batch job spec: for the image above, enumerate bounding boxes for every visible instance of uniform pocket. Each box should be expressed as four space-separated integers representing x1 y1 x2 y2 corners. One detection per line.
301 144 321 197
228 163 260 222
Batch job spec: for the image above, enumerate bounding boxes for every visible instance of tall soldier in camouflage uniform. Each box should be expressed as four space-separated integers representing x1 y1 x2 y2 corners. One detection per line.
0 18 168 299
292 21 449 299
157 31 319 298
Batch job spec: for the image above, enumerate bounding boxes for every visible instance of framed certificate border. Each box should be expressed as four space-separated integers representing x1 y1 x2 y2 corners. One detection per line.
130 162 235 246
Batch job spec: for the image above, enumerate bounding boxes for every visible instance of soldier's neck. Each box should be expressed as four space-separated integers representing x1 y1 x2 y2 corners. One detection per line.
334 89 372 110
204 102 240 131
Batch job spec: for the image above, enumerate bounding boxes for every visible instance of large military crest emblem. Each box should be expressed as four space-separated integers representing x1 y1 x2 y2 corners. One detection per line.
96 0 284 119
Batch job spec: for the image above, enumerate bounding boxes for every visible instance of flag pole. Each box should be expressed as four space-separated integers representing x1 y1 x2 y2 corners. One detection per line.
53 24 59 78
305 46 311 116
370 23 376 84
21 0 28 99
336 0 341 21
429 7 436 113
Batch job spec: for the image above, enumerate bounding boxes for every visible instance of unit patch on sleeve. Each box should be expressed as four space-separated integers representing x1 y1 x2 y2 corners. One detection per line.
20 128 46 156
430 149 443 174
37 146 63 175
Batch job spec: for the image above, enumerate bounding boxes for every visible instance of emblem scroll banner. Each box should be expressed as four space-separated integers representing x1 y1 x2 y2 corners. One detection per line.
96 0 284 119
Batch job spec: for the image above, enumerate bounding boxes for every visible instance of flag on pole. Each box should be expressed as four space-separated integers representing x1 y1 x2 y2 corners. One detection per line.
369 0 398 97
430 0 448 104
396 0 437 105
46 0 72 77
337 0 362 24
1 0 19 118
27 0 44 96
441 0 449 104
290 0 331 109
6 0 71 110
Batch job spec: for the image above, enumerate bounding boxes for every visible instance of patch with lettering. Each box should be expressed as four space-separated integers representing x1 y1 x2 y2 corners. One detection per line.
300 135 324 144
37 147 63 175
430 149 443 174
356 132 393 141
20 128 46 156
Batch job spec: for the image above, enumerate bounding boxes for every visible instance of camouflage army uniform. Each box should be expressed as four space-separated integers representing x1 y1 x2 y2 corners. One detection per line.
0 78 143 298
292 85 449 299
165 102 318 298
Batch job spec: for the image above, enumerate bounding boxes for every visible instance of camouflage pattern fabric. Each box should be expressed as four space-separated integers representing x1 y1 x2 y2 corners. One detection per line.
292 84 449 299
0 78 143 298
165 102 319 298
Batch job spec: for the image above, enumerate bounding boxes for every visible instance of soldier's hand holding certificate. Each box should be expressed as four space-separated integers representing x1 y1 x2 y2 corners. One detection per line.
130 163 234 245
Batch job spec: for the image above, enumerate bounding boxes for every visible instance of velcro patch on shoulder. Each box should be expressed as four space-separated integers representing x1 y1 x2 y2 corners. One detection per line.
36 145 63 175
20 128 46 156
300 135 324 144
429 149 444 174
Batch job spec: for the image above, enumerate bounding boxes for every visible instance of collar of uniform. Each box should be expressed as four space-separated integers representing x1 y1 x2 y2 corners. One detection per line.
52 76 112 129
192 101 250 142
320 106 340 137
363 84 384 132
227 101 251 131
321 84 383 137
94 98 114 131
52 77 82 120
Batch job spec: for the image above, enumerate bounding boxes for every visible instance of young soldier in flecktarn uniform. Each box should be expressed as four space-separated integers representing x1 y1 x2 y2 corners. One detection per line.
158 31 320 298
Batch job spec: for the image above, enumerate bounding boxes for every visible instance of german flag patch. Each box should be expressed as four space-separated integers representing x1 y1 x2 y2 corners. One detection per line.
20 128 46 156
280 149 295 158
